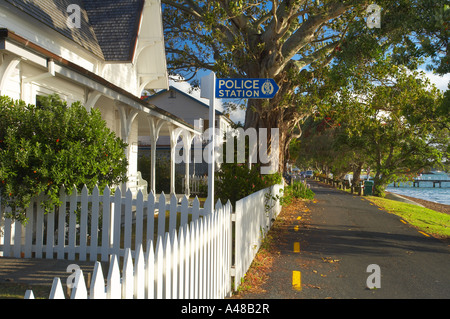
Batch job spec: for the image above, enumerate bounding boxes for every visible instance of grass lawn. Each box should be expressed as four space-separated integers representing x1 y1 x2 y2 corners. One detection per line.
0 283 51 299
366 196 450 240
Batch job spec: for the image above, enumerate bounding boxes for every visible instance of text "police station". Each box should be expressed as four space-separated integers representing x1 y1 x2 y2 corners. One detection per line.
215 78 279 99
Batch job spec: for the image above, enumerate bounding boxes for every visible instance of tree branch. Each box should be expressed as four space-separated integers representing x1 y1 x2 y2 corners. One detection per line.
282 2 352 62
291 40 339 71
161 0 205 21
262 0 308 44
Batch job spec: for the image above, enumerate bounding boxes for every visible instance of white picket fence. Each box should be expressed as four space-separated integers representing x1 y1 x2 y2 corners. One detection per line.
1 183 283 299
25 199 232 299
0 185 212 262
233 184 283 286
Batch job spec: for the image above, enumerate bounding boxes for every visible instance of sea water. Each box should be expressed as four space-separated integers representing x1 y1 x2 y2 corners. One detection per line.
386 173 450 205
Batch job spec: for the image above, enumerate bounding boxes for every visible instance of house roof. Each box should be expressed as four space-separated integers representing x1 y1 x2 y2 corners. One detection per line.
145 86 231 118
4 0 144 61
82 0 144 61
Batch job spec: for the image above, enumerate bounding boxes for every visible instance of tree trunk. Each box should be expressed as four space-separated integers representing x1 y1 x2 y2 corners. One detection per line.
244 100 293 174
352 162 363 187
244 74 307 175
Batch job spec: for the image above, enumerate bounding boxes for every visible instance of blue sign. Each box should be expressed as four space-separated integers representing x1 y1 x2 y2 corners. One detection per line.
216 78 279 99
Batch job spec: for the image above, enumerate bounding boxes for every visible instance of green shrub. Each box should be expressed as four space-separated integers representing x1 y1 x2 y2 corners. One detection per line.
280 181 315 205
215 162 282 208
0 94 128 222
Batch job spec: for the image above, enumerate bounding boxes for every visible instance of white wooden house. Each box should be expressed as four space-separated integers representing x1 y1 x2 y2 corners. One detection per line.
0 0 200 195
143 85 234 175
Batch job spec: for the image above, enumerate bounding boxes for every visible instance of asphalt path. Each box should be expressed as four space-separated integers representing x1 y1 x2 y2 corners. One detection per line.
242 180 450 299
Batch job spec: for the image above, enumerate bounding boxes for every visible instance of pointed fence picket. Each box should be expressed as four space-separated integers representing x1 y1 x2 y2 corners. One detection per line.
0 185 210 262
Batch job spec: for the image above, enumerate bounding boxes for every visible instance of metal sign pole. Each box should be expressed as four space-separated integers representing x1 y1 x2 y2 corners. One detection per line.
200 72 216 213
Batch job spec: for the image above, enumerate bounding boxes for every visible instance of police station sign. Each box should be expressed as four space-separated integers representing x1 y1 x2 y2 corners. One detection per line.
216 78 279 99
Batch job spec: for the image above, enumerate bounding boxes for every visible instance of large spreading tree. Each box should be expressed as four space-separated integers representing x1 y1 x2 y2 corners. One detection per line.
162 0 448 172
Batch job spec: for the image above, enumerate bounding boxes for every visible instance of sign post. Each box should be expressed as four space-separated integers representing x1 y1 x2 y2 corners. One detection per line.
200 72 216 213
200 74 280 212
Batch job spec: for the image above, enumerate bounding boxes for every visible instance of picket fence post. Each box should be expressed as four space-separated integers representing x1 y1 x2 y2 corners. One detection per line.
122 248 134 299
79 185 89 261
90 261 106 299
101 185 111 262
24 290 34 299
155 236 164 299
68 186 77 260
135 192 144 258
170 229 178 299
35 193 45 259
107 255 121 299
134 244 145 299
164 232 171 299
71 269 88 299
157 192 165 239
57 187 66 260
89 186 100 262
178 226 185 299
49 278 65 299
145 240 155 299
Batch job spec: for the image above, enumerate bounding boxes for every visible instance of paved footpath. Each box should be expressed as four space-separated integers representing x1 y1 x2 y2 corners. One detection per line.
0 257 101 287
241 180 450 299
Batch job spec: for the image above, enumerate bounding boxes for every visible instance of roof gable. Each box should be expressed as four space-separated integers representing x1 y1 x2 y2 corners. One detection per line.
82 0 144 61
5 0 145 61
5 0 104 59
145 86 227 116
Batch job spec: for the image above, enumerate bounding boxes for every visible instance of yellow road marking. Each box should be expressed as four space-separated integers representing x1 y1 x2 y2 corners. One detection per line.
294 242 300 253
400 219 407 224
292 271 301 291
418 231 430 237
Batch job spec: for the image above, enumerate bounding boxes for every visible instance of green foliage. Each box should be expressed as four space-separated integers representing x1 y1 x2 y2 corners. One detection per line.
297 53 448 197
280 181 315 206
137 155 183 194
215 162 282 208
0 95 128 222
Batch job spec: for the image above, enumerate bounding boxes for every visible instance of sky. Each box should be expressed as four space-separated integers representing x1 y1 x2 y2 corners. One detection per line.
421 69 450 92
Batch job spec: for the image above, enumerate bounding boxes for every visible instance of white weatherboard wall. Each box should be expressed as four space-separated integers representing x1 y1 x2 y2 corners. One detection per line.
147 89 210 127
